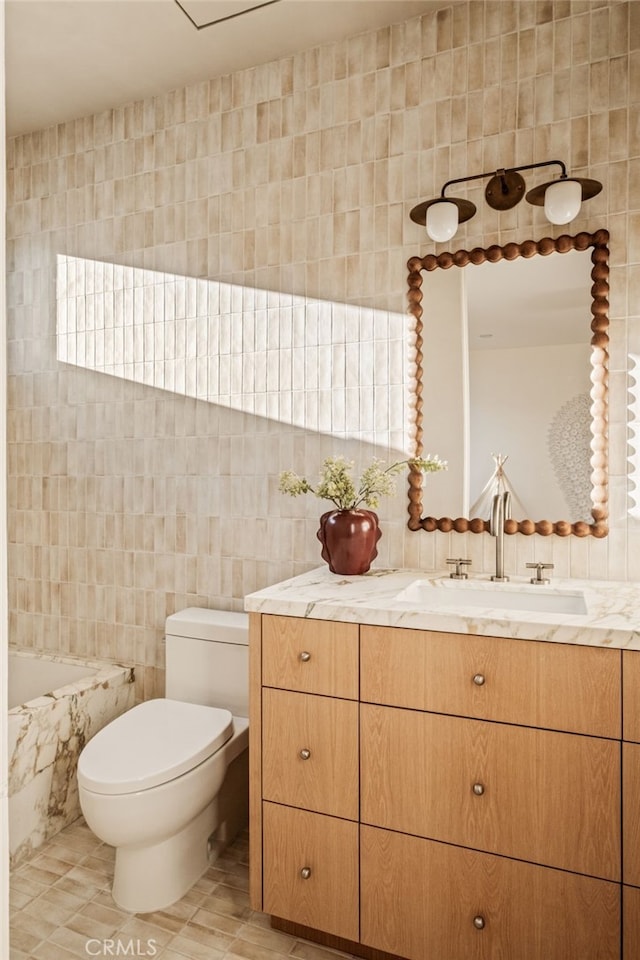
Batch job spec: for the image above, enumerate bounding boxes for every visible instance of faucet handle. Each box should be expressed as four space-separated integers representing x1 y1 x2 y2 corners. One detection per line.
446 558 472 580
526 562 554 585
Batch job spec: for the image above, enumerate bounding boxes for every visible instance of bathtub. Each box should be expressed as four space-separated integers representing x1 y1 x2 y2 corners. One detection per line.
8 650 135 866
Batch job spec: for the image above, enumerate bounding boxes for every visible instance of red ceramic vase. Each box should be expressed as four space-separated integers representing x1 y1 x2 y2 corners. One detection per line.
316 509 382 575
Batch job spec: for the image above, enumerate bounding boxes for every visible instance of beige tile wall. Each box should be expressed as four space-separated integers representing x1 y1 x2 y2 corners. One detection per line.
6 0 640 697
54 254 411 449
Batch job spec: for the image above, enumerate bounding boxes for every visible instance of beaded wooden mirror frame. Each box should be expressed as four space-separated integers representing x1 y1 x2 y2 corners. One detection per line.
406 229 610 538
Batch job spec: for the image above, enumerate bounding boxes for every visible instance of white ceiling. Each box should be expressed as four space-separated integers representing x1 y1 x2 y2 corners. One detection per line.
5 0 448 137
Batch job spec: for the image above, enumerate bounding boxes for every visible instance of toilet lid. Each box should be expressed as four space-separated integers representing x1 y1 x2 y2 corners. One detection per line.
77 698 234 796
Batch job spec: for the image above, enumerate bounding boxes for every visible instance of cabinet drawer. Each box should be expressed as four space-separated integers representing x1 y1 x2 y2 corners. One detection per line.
262 688 358 820
361 625 621 737
624 742 640 885
624 886 640 960
262 615 358 699
624 651 640 742
361 826 620 960
262 802 358 943
361 704 620 880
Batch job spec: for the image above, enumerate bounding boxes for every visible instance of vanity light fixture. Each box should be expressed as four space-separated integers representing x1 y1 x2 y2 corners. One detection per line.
410 160 602 242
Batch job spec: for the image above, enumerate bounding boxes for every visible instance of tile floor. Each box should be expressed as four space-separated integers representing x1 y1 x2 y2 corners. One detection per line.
9 819 357 960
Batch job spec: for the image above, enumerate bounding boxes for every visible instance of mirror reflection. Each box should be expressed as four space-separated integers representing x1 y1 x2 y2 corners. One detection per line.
407 232 610 537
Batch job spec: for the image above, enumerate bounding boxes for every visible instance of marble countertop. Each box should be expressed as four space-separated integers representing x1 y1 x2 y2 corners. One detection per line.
244 566 640 649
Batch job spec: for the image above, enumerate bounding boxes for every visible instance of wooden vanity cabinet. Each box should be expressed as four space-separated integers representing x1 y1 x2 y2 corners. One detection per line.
360 624 620 737
262 802 359 942
261 614 359 699
623 651 640 959
361 826 620 960
623 741 640 885
624 886 640 960
360 702 620 879
250 613 360 941
623 649 640 742
262 687 358 819
250 614 625 960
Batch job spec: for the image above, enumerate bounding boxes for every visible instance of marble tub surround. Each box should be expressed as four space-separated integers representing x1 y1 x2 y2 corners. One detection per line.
244 567 640 649
8 657 135 867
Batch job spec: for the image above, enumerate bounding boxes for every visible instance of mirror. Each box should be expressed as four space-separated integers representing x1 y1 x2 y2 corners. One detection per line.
407 230 610 537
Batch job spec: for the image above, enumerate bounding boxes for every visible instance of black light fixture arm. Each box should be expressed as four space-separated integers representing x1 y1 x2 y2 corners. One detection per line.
440 159 567 199
409 157 601 236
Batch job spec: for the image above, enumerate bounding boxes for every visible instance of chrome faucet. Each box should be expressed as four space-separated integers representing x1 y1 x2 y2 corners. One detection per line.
489 491 511 582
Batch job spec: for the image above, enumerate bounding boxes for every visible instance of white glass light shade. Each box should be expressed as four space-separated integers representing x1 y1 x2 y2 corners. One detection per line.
426 201 459 242
544 179 582 225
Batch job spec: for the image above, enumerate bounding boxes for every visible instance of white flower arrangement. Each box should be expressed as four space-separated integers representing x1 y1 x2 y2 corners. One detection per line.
278 454 447 512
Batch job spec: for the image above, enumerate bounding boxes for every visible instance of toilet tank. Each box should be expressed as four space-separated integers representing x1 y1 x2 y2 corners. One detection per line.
164 608 249 717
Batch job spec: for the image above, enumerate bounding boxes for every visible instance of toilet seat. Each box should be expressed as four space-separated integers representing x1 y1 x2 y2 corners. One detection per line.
77 698 234 796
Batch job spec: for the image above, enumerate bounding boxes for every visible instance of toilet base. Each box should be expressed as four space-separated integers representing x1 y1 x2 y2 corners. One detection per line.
112 797 214 913
112 748 249 913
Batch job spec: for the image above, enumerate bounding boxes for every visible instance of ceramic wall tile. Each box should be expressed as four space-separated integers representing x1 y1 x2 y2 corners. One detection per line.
6 1 640 698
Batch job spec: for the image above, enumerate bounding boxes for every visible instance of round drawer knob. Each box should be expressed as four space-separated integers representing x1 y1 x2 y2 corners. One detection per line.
473 673 486 686
299 651 311 662
472 782 485 796
299 748 311 760
473 915 485 930
300 867 312 880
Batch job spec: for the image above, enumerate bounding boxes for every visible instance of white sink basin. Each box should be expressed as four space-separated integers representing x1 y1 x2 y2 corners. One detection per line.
395 579 588 616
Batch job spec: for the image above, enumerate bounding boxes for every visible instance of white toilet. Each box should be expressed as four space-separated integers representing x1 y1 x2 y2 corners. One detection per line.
77 608 249 914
